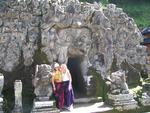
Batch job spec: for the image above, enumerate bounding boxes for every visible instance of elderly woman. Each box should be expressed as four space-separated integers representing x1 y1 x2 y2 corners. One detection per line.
51 62 64 110
61 64 74 111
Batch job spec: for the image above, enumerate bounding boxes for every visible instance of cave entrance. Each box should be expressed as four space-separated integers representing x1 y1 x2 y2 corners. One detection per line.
67 57 87 98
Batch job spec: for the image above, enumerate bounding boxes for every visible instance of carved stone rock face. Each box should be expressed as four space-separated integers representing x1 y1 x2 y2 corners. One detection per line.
32 64 52 98
0 0 147 79
108 70 129 94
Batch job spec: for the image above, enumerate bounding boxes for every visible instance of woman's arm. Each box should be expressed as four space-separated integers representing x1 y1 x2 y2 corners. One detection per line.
67 70 72 82
51 73 56 91
67 70 72 90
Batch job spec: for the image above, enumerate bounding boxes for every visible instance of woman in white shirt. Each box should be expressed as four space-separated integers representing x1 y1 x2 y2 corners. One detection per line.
61 64 74 111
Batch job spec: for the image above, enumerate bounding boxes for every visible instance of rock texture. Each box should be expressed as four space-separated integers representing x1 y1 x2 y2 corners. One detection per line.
108 93 138 111
106 71 138 110
106 70 129 94
140 83 150 106
32 64 52 98
0 0 147 79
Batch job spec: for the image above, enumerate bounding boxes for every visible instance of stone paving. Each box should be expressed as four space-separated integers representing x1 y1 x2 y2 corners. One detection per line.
60 102 113 113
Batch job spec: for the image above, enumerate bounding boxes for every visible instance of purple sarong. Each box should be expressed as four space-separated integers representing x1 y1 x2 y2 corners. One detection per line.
63 81 74 107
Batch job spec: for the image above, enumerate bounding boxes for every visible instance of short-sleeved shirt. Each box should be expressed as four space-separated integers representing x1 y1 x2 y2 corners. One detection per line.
53 70 62 83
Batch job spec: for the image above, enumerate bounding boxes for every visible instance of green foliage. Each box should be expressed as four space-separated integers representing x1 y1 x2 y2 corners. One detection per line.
109 0 150 28
144 78 150 83
33 49 49 64
129 86 142 98
101 0 108 5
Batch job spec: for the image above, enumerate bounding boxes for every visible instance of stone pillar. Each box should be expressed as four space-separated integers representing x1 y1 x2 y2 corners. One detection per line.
12 80 23 113
0 73 4 113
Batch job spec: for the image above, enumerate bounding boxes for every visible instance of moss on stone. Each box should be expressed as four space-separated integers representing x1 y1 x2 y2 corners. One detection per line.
33 49 49 64
87 67 108 101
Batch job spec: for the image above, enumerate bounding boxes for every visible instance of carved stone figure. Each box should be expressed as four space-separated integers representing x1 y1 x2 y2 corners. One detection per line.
32 64 55 113
32 64 52 99
106 70 129 94
106 71 138 110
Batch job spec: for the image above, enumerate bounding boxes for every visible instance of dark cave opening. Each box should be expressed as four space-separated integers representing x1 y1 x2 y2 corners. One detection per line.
67 57 87 98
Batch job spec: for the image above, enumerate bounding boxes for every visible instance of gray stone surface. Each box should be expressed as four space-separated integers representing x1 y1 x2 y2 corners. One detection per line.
0 0 146 80
33 101 54 109
140 83 150 106
107 71 138 110
106 70 129 94
108 93 138 111
32 64 52 98
32 64 53 113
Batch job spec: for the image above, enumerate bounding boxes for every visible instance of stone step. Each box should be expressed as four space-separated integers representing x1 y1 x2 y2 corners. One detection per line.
33 101 54 109
32 97 104 113
32 108 59 113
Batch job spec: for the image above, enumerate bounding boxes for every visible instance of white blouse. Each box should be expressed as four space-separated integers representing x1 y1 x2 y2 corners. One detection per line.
62 71 70 81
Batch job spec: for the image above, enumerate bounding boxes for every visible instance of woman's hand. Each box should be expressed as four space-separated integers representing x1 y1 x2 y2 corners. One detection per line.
68 83 72 91
53 86 56 92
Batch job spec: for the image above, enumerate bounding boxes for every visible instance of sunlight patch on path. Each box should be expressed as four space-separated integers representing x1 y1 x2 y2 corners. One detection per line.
60 102 113 113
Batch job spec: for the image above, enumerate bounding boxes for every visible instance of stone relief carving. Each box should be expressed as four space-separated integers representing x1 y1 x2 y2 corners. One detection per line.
106 70 129 94
32 64 52 99
0 0 146 75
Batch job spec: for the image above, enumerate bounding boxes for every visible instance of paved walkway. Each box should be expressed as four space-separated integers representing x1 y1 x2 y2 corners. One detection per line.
60 102 113 113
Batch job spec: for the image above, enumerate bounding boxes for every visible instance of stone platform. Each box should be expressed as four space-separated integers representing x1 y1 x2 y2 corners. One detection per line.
31 100 55 113
107 93 138 111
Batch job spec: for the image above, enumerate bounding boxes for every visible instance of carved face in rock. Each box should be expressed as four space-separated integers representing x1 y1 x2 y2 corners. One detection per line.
58 28 91 57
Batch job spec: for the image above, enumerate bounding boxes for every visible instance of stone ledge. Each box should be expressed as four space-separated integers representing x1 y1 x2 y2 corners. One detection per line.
108 94 134 101
33 101 54 109
115 104 139 111
32 108 59 113
108 99 137 106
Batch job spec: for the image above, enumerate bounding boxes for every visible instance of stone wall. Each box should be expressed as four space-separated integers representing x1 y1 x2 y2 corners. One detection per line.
0 0 147 79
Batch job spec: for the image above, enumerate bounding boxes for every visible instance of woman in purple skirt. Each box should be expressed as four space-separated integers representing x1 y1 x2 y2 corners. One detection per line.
61 64 74 111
